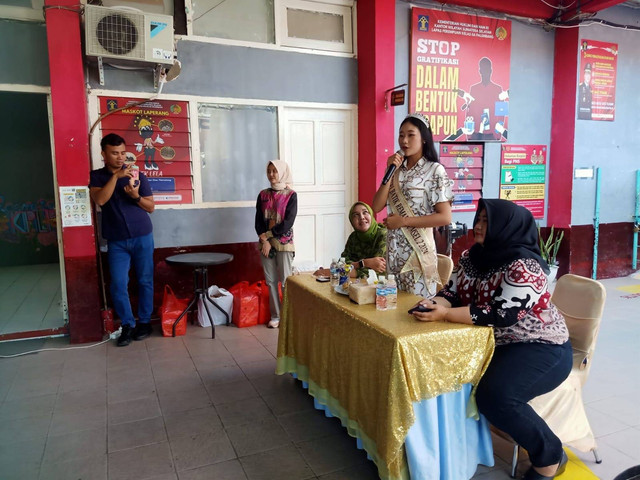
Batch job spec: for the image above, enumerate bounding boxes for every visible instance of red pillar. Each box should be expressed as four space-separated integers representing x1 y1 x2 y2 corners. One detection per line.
45 0 103 342
357 0 396 209
547 28 578 229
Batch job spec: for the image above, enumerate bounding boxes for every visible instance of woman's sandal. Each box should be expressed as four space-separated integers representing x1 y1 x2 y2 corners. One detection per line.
522 450 569 480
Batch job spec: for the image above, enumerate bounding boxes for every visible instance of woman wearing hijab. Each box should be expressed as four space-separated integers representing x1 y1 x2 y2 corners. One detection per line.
410 199 571 480
255 160 297 328
314 202 387 279
341 202 387 278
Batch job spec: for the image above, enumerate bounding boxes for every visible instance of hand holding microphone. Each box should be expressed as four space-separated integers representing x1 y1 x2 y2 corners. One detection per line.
381 150 405 185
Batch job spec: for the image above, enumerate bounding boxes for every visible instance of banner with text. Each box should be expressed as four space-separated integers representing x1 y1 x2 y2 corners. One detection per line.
500 145 546 219
578 39 618 121
439 143 483 212
410 8 511 142
99 97 193 205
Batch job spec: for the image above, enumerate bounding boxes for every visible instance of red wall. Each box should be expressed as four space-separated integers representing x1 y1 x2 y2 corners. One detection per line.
45 0 102 343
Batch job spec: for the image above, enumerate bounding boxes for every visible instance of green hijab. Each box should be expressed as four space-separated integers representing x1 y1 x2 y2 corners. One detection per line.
349 202 379 241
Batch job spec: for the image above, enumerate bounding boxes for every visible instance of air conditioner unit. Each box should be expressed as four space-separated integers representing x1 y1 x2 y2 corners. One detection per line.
84 4 174 65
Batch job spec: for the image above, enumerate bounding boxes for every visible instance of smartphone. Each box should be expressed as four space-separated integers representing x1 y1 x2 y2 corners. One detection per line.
408 305 433 314
316 276 330 283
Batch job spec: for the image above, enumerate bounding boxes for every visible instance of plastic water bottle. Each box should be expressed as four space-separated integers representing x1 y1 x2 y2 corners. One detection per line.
376 276 387 311
329 258 339 287
386 274 397 310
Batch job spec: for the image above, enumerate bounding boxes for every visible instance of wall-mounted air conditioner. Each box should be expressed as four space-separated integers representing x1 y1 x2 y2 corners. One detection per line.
84 4 174 65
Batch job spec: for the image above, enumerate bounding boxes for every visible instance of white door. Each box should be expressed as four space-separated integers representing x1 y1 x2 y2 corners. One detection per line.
282 107 355 269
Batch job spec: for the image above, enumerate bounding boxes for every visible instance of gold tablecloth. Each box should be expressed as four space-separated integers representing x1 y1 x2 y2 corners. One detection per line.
276 275 495 480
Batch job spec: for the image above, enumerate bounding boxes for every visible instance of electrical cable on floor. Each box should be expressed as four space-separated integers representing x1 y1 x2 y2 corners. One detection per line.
0 328 120 358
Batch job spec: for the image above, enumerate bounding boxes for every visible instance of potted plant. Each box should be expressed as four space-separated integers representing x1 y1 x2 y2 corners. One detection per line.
538 225 564 282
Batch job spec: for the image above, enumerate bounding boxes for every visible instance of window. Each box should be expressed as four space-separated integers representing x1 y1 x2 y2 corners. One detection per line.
191 0 275 43
275 0 352 53
198 104 279 203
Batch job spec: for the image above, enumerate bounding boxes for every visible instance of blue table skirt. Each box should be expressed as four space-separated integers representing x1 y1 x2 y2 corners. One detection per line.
297 377 494 480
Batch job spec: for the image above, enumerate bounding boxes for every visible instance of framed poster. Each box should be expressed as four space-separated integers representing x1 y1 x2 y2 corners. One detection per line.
99 97 193 205
578 40 618 121
440 143 483 212
500 145 547 219
410 8 511 142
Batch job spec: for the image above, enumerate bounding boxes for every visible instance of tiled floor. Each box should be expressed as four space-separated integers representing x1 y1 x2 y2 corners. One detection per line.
0 274 638 480
0 263 65 335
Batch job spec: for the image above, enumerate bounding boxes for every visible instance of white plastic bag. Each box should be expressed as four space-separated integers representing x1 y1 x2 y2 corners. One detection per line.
197 286 233 327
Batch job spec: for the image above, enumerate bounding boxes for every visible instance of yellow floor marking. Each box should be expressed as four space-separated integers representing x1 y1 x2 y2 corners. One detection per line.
616 284 640 294
556 447 599 479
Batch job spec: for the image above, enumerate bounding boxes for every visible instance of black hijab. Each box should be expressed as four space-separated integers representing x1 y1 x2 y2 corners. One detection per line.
468 199 550 274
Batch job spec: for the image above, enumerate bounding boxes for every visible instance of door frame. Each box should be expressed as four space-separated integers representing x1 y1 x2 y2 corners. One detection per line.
0 84 69 340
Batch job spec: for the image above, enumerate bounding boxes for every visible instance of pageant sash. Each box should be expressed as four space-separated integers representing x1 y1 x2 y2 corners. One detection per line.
388 172 441 291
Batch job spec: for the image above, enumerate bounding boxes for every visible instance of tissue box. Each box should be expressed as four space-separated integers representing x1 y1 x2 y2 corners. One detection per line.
348 283 377 305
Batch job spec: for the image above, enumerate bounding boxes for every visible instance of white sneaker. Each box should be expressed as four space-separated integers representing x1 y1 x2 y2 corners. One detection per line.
267 319 280 329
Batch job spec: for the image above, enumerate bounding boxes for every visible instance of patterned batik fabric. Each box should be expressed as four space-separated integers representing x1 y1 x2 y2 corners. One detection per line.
387 158 454 296
341 224 387 278
258 187 295 252
437 251 569 346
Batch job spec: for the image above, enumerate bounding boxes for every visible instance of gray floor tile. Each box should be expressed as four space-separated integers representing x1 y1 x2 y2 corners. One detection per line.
155 372 204 395
0 413 52 446
239 444 315 480
169 428 236 472
239 360 279 380
250 372 298 397
49 406 107 436
178 458 247 480
108 416 168 453
278 409 345 443
0 436 46 480
215 397 273 428
190 350 237 369
262 386 316 417
588 393 640 428
207 379 259 405
317 462 380 480
226 416 291 457
54 387 106 414
297 433 369 476
158 386 213 415
107 442 175 480
107 378 157 404
599 426 640 461
198 364 247 386
230 347 275 366
0 393 57 422
5 374 61 400
39 454 108 480
42 426 107 465
163 406 223 439
108 394 162 425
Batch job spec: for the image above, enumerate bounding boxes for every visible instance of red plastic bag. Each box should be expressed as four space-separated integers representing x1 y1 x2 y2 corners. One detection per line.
160 285 190 337
228 281 260 328
253 281 285 325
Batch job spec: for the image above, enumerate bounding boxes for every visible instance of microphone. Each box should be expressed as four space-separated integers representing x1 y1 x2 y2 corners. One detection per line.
382 150 404 185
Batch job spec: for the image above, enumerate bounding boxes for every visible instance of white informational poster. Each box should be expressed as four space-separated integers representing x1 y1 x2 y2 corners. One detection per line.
59 186 92 227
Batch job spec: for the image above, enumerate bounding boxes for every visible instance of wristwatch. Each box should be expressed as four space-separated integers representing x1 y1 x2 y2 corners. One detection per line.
358 260 365 269
134 196 142 203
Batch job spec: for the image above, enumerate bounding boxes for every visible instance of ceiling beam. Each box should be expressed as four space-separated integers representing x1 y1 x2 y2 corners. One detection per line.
439 0 629 20
580 0 629 12
436 0 556 19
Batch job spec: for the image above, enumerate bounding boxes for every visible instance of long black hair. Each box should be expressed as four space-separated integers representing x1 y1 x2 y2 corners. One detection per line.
400 116 439 163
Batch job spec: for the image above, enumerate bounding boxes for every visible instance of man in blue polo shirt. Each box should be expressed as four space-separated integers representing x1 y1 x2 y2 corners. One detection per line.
90 133 155 347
